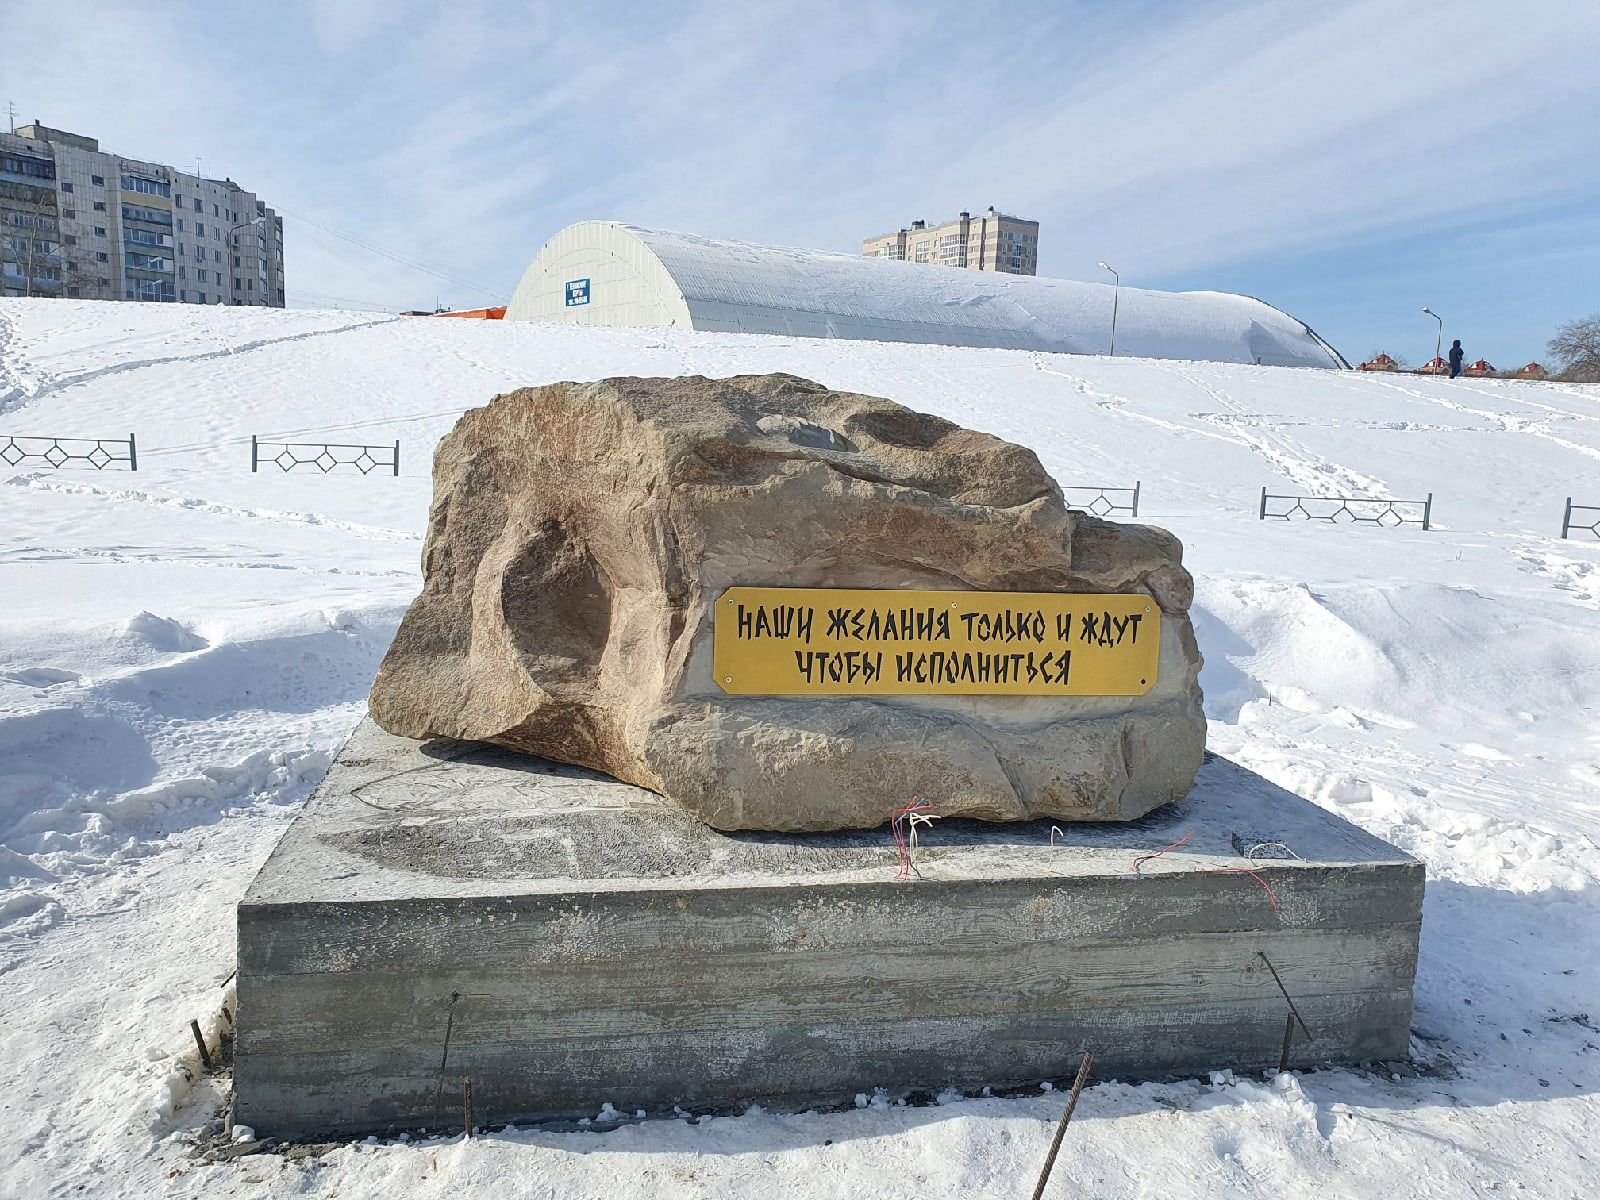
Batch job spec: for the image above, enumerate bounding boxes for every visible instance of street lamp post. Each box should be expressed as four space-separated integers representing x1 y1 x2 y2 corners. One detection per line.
1422 306 1442 373
1098 261 1120 356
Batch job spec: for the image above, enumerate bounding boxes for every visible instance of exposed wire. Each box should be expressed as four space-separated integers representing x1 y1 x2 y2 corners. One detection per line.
891 797 938 880
1132 828 1279 907
1131 828 1193 874
1258 951 1315 1041
1200 865 1280 909
1246 841 1303 861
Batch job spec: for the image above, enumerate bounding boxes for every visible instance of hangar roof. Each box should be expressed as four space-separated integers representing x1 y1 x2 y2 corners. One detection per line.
506 221 1347 369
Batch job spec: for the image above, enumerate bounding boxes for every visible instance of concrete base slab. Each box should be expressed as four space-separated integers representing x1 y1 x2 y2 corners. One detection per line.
235 718 1422 1139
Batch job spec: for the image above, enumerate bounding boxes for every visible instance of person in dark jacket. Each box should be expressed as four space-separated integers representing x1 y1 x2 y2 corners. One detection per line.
1448 339 1464 378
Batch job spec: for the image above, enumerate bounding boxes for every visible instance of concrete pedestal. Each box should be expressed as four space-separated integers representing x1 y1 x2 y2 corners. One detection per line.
234 719 1422 1139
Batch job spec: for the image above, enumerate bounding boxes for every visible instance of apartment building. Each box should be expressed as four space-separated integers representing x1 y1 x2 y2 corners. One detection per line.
0 121 284 307
863 207 1038 275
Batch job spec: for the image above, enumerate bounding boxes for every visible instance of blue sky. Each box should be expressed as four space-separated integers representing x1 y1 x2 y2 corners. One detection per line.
5 0 1598 366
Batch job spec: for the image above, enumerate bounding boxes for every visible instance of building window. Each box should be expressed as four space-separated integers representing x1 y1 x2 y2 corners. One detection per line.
121 204 172 226
93 227 105 237
63 234 76 246
119 173 171 198
124 228 172 248
246 278 253 290
195 246 204 260
96 251 108 262
178 266 186 279
125 250 172 270
66 259 78 270
176 218 184 232
212 203 218 216
196 222 204 236
60 182 74 193
68 285 81 297
91 174 104 186
193 197 201 212
198 292 207 303
233 255 240 267
93 200 106 211
128 277 175 302
1 153 55 179
214 250 220 262
62 208 75 219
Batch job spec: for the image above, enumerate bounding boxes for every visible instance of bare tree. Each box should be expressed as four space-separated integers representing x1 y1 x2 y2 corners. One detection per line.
0 186 61 298
1547 314 1600 383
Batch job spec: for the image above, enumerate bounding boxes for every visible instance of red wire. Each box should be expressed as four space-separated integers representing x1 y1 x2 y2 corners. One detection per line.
1131 828 1193 874
891 797 931 880
1130 828 1279 908
1200 866 1280 909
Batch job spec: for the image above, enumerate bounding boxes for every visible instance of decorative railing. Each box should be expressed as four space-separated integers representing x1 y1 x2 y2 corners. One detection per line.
0 432 137 470
1258 487 1432 530
1562 499 1600 540
1064 482 1140 518
251 436 400 476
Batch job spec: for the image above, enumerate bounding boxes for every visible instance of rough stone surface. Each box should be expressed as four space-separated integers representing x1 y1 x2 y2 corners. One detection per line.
232 719 1424 1140
369 373 1205 831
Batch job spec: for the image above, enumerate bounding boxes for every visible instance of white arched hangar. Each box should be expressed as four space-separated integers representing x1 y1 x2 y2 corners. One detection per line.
506 221 1347 369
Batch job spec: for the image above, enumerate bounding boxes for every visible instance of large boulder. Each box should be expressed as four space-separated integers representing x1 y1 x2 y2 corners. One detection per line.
369 374 1205 831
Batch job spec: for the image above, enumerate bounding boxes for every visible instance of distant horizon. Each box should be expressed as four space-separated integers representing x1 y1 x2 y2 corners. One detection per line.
4 0 1598 368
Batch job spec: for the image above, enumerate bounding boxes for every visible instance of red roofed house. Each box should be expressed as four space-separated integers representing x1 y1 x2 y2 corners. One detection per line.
1417 356 1449 375
1463 359 1495 376
1358 352 1401 372
1514 362 1549 379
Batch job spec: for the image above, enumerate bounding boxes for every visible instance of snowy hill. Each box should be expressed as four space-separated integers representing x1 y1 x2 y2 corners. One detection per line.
2 297 1598 1199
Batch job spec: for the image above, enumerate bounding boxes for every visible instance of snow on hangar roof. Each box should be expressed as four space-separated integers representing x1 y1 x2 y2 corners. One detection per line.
505 220 1347 369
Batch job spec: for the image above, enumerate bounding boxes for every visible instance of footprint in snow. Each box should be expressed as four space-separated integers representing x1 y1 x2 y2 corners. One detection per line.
3 668 82 688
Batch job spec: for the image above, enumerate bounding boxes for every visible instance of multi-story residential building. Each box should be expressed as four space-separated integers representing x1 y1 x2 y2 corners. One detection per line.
863 207 1038 275
0 121 284 307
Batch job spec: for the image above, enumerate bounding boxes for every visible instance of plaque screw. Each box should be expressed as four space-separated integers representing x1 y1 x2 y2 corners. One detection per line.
725 677 732 684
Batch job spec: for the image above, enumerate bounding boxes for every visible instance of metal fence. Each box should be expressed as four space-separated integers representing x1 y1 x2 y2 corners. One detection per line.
0 432 137 471
1562 498 1600 540
1258 486 1432 530
251 436 400 476
1064 481 1141 518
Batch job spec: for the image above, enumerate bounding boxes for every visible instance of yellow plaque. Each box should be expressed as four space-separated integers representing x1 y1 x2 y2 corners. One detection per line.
713 588 1159 696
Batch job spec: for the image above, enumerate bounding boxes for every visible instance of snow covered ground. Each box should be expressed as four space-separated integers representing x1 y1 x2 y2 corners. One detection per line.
1 298 1597 1199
